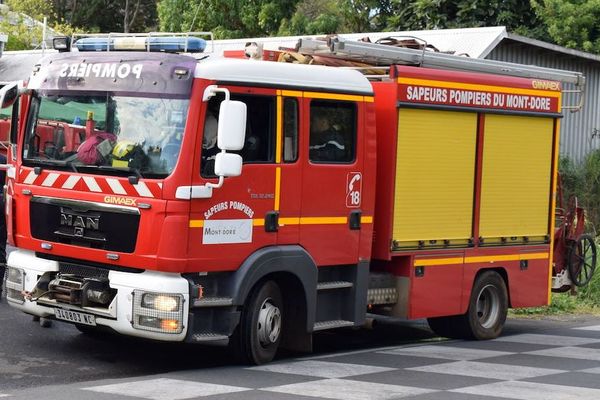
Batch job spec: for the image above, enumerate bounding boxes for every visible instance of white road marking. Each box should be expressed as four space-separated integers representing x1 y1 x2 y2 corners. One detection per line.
581 367 600 374
574 325 600 331
526 346 600 361
262 378 435 400
83 378 250 400
41 173 60 187
249 360 395 378
106 178 127 195
407 360 565 380
494 333 600 346
452 381 600 400
62 175 80 189
379 345 512 360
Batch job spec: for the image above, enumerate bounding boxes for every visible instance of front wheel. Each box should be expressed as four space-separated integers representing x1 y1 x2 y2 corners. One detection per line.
236 280 283 365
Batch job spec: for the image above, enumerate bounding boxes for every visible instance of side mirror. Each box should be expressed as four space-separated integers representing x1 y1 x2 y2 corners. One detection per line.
217 100 246 151
0 82 19 109
215 152 242 177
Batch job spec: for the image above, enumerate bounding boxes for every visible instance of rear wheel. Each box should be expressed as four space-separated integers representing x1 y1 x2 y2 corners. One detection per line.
428 271 508 340
236 280 283 365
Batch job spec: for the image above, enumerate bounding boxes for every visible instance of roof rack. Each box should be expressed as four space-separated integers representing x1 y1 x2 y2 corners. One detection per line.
297 36 585 111
70 31 215 54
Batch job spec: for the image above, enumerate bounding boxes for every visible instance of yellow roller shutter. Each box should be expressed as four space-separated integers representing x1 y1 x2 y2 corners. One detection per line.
479 114 553 243
392 108 477 249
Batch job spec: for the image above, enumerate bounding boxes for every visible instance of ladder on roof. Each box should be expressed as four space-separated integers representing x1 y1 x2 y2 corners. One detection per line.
297 36 585 111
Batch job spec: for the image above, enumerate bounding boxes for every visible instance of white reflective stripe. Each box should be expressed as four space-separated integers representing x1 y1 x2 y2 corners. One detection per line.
83 176 102 192
106 178 127 195
62 175 81 189
133 182 153 197
41 173 60 187
23 170 37 184
157 183 163 189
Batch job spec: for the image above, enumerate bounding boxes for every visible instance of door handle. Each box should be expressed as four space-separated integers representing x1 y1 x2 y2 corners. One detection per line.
265 211 279 232
349 210 361 230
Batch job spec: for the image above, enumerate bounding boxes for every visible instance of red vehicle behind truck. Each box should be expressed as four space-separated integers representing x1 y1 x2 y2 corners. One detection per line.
0 33 590 364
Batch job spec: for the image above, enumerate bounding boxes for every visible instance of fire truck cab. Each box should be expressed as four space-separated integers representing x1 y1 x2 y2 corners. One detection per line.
0 33 585 364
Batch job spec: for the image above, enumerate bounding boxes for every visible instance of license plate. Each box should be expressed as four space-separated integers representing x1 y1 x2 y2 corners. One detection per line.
54 308 96 326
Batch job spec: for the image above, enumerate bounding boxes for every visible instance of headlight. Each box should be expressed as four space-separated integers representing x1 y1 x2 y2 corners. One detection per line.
141 293 180 312
6 267 25 304
132 290 184 334
7 267 24 285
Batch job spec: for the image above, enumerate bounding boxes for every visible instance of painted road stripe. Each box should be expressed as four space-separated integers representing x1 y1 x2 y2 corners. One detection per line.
83 378 250 399
407 360 565 381
23 170 37 184
263 378 435 400
451 381 600 400
133 182 154 198
574 324 600 331
526 346 600 361
106 178 127 195
250 360 395 378
82 176 102 192
62 175 80 189
380 345 512 360
41 173 60 187
494 333 600 346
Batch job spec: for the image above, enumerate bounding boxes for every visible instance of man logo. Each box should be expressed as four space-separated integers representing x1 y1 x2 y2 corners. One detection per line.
60 212 100 231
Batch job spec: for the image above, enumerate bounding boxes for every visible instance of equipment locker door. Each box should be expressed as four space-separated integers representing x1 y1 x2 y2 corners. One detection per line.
298 96 364 266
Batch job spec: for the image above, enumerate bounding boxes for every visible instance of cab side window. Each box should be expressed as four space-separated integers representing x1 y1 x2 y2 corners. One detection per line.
283 98 298 163
201 93 275 177
309 100 356 163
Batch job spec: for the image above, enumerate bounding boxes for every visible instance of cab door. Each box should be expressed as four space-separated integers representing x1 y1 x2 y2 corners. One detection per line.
188 87 279 271
299 95 364 266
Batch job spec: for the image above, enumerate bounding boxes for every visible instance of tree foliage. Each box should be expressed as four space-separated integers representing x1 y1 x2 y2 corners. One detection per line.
532 0 600 53
158 0 300 39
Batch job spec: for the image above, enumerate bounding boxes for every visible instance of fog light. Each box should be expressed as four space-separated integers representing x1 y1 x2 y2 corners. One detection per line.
141 293 179 312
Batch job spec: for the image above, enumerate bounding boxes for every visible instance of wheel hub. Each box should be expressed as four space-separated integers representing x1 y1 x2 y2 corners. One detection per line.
476 284 500 329
257 297 281 346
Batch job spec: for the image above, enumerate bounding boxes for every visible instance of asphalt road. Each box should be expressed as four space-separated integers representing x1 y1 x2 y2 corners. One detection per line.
0 295 438 391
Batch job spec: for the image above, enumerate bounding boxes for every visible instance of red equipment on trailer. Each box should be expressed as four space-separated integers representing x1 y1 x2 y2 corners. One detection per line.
0 33 594 364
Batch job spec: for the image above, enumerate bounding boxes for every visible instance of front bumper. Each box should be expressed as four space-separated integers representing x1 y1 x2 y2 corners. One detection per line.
6 249 190 342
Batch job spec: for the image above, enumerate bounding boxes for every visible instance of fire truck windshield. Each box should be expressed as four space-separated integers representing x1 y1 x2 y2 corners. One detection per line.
23 92 190 178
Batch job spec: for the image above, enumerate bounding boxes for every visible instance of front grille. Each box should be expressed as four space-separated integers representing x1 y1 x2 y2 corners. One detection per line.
30 196 140 253
59 262 110 279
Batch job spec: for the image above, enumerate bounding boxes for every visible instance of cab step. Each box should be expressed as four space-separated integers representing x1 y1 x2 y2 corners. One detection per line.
313 320 354 331
192 297 233 307
190 332 229 342
317 281 354 290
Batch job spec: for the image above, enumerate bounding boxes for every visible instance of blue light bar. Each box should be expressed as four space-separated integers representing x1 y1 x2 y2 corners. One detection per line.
74 36 207 53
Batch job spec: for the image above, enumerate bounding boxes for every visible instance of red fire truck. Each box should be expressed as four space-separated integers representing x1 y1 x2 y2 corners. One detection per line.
0 33 589 364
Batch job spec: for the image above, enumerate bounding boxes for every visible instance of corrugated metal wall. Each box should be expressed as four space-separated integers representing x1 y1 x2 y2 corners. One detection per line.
486 40 600 163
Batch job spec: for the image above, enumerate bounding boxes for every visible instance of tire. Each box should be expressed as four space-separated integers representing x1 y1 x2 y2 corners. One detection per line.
463 271 508 339
427 315 462 339
236 280 283 365
567 234 597 287
428 271 508 340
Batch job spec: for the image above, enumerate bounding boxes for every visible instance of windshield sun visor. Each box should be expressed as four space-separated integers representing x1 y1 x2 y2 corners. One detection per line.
27 52 196 97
